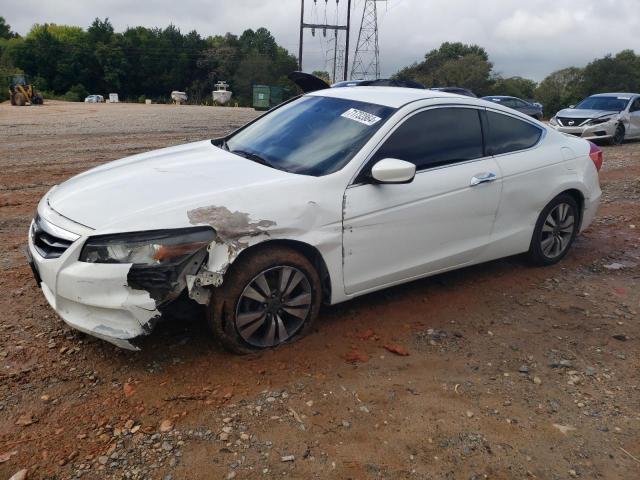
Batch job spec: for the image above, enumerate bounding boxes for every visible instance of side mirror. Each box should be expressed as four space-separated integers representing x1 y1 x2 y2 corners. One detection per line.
370 158 416 184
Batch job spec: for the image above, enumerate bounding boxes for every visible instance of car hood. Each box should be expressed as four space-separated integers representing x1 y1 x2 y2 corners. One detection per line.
47 140 309 232
556 108 618 119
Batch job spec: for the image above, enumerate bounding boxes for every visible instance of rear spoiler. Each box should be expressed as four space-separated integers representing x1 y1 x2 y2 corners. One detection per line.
288 71 330 93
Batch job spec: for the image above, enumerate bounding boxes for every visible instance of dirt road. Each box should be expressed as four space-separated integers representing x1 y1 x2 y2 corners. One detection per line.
1 101 638 480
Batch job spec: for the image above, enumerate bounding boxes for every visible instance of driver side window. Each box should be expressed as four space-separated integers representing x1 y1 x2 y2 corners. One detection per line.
631 99 640 113
370 107 484 171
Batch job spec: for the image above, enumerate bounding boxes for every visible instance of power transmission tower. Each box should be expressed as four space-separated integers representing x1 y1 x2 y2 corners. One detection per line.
335 47 345 83
299 0 352 81
327 32 345 83
351 0 386 80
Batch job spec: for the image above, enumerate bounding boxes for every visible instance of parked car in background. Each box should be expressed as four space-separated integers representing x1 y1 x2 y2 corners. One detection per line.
482 96 543 120
332 79 425 89
550 93 640 145
287 72 426 93
28 87 602 352
84 94 104 103
430 87 477 98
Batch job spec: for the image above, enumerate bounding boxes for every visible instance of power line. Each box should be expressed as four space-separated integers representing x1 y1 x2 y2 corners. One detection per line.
299 0 352 81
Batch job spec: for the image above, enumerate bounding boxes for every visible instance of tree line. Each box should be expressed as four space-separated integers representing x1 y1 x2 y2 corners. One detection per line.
2 16 639 115
0 17 297 105
394 42 640 115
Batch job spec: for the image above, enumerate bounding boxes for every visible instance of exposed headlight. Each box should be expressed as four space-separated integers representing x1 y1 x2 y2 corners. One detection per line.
588 116 614 125
79 227 215 265
549 116 558 126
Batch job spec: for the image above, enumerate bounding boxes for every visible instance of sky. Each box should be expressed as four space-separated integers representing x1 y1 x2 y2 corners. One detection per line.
4 0 640 81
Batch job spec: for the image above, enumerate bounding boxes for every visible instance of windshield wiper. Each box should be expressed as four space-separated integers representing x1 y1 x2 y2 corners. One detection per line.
231 149 276 169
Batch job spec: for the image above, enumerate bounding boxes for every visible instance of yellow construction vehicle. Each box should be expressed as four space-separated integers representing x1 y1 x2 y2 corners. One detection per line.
8 74 43 106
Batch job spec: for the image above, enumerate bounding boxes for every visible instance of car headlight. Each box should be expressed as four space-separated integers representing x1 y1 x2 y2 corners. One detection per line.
549 116 558 126
588 116 615 126
79 227 215 265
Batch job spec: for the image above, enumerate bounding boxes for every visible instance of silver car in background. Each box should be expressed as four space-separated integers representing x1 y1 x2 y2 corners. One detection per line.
550 93 640 145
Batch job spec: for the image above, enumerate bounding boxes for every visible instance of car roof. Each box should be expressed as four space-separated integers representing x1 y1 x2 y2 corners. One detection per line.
591 92 639 97
482 95 515 99
309 86 461 108
307 86 542 123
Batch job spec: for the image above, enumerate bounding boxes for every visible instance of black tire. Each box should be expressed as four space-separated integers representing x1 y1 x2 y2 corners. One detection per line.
14 92 25 106
607 124 625 146
10 93 16 106
527 193 580 266
208 245 322 354
33 94 43 105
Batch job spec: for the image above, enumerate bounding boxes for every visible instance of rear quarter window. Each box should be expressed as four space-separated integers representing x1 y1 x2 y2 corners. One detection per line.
486 111 542 155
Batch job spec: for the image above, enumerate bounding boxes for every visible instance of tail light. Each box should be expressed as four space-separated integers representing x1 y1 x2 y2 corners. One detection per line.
588 141 603 171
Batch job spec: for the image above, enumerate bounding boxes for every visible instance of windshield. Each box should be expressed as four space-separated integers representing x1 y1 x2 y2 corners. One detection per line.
575 96 630 112
225 96 396 176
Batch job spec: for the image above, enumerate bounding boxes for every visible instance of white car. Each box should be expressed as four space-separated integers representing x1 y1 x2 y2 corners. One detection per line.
84 94 104 103
27 87 603 352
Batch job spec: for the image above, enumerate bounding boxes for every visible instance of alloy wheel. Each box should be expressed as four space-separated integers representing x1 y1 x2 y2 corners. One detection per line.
612 125 625 145
540 203 575 259
235 266 312 348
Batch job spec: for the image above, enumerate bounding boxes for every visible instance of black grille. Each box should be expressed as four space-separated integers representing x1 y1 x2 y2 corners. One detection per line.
558 117 588 127
32 217 74 259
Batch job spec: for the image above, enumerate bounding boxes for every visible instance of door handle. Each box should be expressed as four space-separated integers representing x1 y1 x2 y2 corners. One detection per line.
470 172 497 186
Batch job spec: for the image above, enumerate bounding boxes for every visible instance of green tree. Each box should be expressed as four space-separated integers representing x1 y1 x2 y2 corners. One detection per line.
489 76 537 99
3 18 297 105
312 70 331 83
394 42 493 95
581 49 640 94
0 17 18 39
534 67 584 116
63 83 88 101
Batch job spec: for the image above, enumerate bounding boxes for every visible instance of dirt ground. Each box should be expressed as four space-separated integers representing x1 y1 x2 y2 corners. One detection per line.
0 101 638 480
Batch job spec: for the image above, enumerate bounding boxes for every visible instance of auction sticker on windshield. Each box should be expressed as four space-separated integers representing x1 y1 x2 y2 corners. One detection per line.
341 108 382 126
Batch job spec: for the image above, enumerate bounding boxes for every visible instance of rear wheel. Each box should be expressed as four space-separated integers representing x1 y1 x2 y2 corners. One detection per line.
10 92 16 106
208 246 322 354
608 124 625 146
527 194 579 266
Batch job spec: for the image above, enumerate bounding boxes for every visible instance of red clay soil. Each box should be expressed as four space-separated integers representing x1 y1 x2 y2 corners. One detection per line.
0 102 638 480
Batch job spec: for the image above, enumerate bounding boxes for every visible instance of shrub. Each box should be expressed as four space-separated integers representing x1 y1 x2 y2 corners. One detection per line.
63 84 88 102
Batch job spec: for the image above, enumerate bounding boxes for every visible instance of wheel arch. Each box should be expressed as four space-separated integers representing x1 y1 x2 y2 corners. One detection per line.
561 188 585 229
226 239 332 304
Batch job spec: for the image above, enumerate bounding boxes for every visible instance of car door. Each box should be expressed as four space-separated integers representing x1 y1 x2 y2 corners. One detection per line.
628 98 640 138
342 106 502 295
513 99 533 116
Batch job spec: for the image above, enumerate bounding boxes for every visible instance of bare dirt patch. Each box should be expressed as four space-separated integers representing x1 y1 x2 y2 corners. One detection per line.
0 102 638 479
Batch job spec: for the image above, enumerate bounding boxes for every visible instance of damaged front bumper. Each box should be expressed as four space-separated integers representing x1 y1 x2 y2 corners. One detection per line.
28 215 168 351
550 122 616 141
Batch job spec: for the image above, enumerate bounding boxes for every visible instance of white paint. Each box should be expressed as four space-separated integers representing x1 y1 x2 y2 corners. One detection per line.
370 158 416 184
29 89 602 349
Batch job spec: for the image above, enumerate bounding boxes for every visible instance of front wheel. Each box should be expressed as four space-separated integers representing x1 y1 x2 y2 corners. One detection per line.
14 92 25 106
527 194 579 266
607 124 625 146
208 246 322 354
